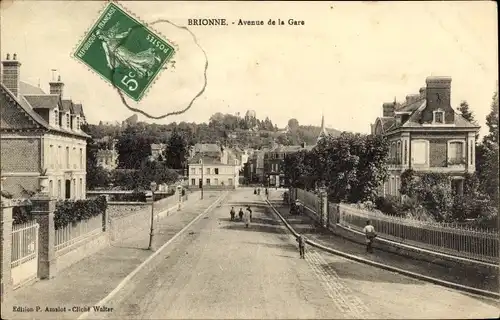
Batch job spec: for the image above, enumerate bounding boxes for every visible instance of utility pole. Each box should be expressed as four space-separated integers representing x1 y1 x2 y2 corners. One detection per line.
200 153 204 200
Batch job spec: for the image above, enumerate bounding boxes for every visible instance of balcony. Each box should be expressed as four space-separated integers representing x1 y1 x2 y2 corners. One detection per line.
386 158 402 170
447 157 466 168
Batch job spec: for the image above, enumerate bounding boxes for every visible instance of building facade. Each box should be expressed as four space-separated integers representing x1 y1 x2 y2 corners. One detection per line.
1 53 89 199
187 152 240 189
372 76 480 197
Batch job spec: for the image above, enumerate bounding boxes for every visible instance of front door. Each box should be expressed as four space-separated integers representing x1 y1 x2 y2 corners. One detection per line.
65 180 71 199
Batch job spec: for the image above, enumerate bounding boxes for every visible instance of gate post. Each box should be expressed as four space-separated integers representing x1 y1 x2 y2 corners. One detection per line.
30 195 57 280
1 196 14 304
319 189 328 228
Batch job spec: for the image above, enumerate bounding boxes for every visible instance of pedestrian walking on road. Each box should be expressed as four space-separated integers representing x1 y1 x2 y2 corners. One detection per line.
296 234 306 259
238 208 244 221
230 207 235 221
243 208 251 228
246 206 253 222
363 220 377 253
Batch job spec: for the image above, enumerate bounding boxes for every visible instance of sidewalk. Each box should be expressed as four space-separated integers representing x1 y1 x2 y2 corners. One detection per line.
3 192 224 320
271 202 499 294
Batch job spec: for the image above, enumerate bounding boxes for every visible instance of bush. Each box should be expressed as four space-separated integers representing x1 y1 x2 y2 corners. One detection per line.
12 202 33 225
374 196 399 216
54 196 107 230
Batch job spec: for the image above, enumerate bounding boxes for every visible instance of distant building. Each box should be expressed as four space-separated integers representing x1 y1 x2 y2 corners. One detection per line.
150 143 166 161
317 114 328 142
122 114 138 127
372 76 480 197
1 53 89 199
189 143 222 158
96 139 118 170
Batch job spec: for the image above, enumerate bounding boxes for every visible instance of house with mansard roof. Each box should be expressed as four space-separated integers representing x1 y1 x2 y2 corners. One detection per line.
371 76 480 198
1 53 90 199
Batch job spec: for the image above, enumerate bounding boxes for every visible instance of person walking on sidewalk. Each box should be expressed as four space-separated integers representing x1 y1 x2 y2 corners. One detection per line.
363 220 377 253
296 234 306 259
238 208 244 221
230 207 236 221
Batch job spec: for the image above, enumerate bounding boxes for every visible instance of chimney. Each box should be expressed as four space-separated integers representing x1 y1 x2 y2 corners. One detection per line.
49 75 64 97
382 102 395 117
406 94 420 105
419 87 426 99
1 53 21 98
424 76 454 123
425 76 452 111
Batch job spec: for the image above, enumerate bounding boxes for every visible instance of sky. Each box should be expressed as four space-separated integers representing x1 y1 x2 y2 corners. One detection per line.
1 1 498 137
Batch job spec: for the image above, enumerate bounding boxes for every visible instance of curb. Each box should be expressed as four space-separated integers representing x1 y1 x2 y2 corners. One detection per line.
78 191 229 320
265 199 500 301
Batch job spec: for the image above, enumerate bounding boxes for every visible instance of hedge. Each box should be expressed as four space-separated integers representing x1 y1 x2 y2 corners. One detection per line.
54 196 107 230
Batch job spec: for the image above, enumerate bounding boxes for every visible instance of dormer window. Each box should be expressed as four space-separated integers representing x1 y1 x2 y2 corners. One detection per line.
54 110 59 126
76 117 80 130
66 114 70 128
433 109 445 124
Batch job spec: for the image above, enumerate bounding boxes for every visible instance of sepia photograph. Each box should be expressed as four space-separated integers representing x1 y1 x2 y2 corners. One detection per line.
0 1 498 319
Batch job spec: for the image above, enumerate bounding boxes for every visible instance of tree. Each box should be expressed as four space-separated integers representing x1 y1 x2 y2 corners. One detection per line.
116 125 154 169
287 118 299 131
458 100 475 123
476 90 499 208
458 100 479 141
282 132 389 203
164 129 188 169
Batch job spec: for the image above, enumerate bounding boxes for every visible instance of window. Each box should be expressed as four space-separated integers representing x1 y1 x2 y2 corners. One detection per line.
433 110 444 124
73 179 76 199
411 140 428 165
58 146 62 168
198 168 202 174
57 180 62 198
73 147 76 168
214 178 219 185
54 110 59 125
70 116 74 129
76 117 80 130
404 140 408 164
191 178 196 186
66 147 70 168
49 180 53 197
469 144 473 165
206 178 211 185
448 141 464 164
390 176 395 196
396 141 401 164
79 148 83 168
190 167 196 174
206 168 210 174
214 168 219 175
79 178 83 198
66 114 70 127
49 145 54 169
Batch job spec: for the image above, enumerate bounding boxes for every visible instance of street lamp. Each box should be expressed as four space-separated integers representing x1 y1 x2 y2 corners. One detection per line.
148 181 157 251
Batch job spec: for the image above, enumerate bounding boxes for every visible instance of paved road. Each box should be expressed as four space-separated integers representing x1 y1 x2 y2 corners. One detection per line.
89 189 499 319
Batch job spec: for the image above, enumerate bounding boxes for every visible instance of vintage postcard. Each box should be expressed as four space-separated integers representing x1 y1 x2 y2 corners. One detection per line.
0 1 498 319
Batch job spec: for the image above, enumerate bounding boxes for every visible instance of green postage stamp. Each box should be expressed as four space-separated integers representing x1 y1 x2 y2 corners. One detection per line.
73 1 175 101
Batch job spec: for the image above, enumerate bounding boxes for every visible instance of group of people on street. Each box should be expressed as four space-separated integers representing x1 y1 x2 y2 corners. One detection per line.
254 187 269 198
230 206 253 228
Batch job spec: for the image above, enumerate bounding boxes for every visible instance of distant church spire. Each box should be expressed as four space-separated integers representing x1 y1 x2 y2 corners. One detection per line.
317 113 328 142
